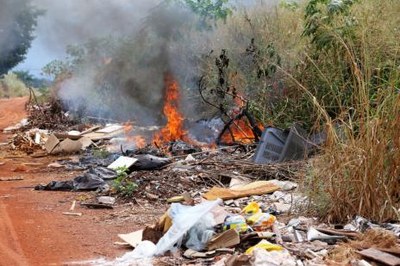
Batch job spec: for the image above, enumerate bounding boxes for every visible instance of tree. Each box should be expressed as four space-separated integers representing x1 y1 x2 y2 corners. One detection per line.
176 0 232 29
13 70 50 88
0 0 44 76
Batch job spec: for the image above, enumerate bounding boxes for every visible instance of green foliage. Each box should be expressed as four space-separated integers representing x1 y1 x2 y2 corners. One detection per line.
179 0 232 27
42 60 71 79
42 37 119 79
0 72 30 98
13 70 51 88
279 0 299 11
112 167 138 198
0 0 44 76
303 0 358 50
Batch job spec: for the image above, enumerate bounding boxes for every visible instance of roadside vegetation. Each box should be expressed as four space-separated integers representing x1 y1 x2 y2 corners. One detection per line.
191 0 400 223
0 71 50 100
0 72 30 98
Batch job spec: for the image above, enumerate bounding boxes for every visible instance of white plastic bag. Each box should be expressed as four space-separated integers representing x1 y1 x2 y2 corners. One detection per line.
113 240 156 266
155 199 222 255
185 213 215 251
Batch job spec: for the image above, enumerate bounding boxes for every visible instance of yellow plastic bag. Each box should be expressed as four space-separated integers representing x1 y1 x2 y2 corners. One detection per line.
242 201 261 216
245 240 283 255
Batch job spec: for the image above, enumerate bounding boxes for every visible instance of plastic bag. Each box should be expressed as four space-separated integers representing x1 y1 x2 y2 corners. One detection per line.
155 199 222 255
185 213 215 251
247 212 276 231
245 239 283 255
242 201 261 217
223 215 248 233
111 240 156 266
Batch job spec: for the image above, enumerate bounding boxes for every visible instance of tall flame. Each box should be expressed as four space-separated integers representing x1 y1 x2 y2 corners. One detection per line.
153 73 187 145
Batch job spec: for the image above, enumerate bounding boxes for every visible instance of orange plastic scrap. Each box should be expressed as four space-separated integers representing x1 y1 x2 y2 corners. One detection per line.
203 181 280 200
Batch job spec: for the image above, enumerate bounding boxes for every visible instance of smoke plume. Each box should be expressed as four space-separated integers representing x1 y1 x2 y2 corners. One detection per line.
27 0 279 126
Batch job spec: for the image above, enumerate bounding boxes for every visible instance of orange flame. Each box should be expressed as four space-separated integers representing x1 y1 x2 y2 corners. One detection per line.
153 73 188 145
221 119 262 144
123 122 146 149
221 92 264 144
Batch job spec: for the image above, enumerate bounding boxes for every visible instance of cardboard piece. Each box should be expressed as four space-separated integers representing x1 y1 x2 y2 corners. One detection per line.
184 249 216 259
203 181 280 200
52 138 83 154
81 125 125 141
78 136 94 150
45 134 60 153
53 132 82 140
158 213 173 234
97 124 124 133
107 156 138 170
207 229 240 251
118 230 143 248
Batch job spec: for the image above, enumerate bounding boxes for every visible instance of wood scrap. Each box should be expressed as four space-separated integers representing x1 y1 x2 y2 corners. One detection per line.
81 203 114 209
203 181 280 200
357 248 400 266
316 227 360 239
22 162 43 167
62 212 82 216
69 200 76 211
378 248 400 257
80 125 101 135
0 177 24 181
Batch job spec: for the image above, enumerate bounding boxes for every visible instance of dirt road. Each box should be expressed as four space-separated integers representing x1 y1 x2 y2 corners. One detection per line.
0 97 160 265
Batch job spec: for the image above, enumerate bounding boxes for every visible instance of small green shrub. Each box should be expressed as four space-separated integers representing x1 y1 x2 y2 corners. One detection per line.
112 167 138 198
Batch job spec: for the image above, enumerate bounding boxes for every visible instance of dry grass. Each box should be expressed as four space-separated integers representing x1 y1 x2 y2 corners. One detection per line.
303 0 400 223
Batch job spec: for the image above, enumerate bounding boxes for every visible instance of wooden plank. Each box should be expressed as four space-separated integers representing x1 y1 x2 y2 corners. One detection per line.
358 248 400 266
0 177 24 181
316 227 360 238
378 248 400 257
203 181 280 200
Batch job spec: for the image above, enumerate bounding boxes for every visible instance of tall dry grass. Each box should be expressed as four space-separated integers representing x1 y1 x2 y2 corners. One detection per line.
200 0 400 222
303 0 400 222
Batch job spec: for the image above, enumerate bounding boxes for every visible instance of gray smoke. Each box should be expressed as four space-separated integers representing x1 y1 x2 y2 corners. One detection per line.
28 0 205 124
31 0 161 56
27 0 280 125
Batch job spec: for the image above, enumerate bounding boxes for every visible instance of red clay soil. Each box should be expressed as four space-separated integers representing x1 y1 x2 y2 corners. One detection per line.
0 97 162 265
